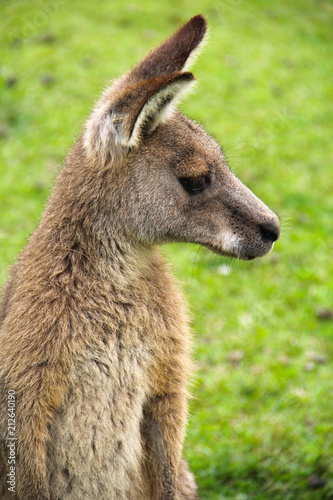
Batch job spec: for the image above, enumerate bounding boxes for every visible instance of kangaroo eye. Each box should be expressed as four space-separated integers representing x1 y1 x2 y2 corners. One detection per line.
179 175 210 194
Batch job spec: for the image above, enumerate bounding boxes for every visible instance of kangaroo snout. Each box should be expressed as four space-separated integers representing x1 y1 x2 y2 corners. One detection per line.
199 166 281 261
242 215 280 261
221 172 281 260
259 219 280 244
241 212 280 260
233 209 281 261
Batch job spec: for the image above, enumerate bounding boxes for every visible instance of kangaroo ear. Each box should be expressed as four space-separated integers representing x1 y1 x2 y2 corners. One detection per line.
84 16 206 158
111 16 207 148
131 14 207 79
115 72 195 148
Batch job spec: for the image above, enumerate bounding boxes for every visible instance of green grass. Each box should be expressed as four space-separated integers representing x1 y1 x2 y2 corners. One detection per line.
1 1 333 498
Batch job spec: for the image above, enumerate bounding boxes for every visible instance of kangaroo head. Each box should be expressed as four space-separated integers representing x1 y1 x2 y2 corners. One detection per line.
83 15 280 260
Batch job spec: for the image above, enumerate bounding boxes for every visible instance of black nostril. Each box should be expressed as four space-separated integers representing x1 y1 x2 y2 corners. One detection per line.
259 221 279 243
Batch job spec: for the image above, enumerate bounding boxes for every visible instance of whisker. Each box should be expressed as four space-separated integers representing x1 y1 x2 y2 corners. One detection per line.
199 248 210 268
191 244 204 280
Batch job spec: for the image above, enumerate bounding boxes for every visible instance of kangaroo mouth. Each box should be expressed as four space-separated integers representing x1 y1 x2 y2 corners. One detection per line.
206 237 276 261
205 218 280 261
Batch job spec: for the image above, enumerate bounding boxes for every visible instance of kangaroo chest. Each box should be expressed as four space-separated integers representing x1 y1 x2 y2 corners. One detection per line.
47 340 150 499
46 276 189 499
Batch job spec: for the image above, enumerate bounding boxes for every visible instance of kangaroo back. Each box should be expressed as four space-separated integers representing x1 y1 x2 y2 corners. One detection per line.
0 15 279 500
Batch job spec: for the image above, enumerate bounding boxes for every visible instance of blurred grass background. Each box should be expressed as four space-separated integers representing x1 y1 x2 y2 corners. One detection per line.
1 0 333 498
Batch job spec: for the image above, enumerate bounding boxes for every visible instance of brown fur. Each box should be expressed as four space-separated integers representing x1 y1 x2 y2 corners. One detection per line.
0 15 279 499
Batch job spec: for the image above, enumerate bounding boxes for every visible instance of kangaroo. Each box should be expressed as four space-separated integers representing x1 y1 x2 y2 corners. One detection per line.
0 15 280 500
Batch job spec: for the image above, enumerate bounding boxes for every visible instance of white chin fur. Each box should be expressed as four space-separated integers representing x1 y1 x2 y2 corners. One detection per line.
218 231 241 257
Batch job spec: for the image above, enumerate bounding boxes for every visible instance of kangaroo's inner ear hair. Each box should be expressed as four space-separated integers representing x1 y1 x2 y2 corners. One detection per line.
121 72 195 148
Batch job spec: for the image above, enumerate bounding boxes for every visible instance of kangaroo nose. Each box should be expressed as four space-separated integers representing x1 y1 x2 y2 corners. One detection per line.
259 221 280 243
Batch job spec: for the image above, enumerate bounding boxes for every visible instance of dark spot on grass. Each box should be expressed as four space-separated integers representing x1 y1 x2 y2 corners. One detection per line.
41 73 56 86
316 308 333 321
6 76 18 88
39 32 56 44
308 474 326 490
